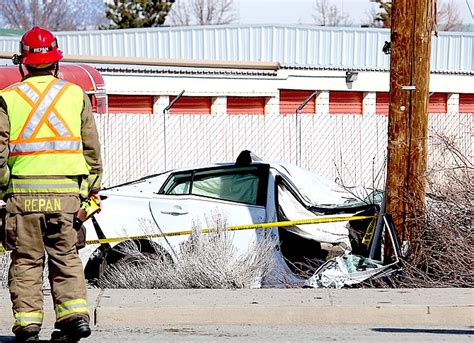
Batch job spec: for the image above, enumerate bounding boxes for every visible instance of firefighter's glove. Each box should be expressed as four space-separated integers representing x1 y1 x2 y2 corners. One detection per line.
90 192 102 212
75 193 101 224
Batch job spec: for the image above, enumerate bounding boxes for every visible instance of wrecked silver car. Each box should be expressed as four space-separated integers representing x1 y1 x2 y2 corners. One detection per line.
81 151 403 288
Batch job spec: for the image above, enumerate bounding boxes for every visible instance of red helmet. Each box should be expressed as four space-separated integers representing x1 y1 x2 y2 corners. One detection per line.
19 26 63 65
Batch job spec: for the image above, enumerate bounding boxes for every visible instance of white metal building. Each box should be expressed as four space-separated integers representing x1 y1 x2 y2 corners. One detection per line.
1 25 472 187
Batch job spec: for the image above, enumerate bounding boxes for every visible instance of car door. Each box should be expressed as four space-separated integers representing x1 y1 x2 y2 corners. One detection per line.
148 164 270 258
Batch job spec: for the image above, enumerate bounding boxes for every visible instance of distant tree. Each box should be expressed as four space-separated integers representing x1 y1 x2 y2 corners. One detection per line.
362 6 378 27
167 0 236 26
371 0 392 28
0 0 105 31
311 0 352 27
103 0 175 29
437 0 463 31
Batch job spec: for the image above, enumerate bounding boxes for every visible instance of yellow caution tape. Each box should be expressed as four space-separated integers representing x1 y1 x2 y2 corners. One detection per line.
84 214 379 245
0 214 380 253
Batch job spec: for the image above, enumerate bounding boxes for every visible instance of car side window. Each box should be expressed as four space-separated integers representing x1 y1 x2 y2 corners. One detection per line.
160 172 192 195
192 170 259 204
159 165 268 206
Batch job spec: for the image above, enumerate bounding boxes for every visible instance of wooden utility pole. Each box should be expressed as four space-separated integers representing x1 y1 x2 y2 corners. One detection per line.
386 0 434 245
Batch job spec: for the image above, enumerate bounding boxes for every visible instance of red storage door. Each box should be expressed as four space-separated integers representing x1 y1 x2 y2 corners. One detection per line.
428 93 447 113
108 95 153 114
376 92 390 115
329 91 363 114
227 97 265 115
169 96 211 114
459 94 474 113
279 90 316 115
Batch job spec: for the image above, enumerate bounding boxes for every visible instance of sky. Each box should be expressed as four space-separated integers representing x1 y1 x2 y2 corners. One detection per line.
235 0 474 26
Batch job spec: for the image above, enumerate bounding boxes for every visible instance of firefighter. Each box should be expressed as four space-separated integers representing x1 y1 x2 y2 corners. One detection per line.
0 26 102 342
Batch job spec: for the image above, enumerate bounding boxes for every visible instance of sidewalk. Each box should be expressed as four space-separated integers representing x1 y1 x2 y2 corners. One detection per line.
1 288 473 328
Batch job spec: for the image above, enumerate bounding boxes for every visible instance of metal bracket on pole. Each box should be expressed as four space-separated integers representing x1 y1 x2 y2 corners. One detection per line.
400 85 416 91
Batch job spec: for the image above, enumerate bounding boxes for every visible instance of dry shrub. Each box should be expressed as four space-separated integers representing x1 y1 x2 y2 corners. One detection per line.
97 211 276 289
381 132 473 287
0 251 9 288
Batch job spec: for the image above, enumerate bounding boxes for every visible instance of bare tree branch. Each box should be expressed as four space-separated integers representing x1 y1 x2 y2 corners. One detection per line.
365 131 474 288
0 0 106 31
168 1 192 26
311 0 352 27
437 0 464 31
363 7 381 27
167 0 237 26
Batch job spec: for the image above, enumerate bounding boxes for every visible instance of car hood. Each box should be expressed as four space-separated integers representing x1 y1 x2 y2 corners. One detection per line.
272 163 382 208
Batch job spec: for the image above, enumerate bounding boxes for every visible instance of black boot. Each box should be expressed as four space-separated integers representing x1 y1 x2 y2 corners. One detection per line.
50 330 72 343
15 328 40 342
50 318 91 342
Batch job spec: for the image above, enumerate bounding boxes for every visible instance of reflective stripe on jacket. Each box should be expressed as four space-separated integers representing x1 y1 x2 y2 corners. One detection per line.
6 176 82 195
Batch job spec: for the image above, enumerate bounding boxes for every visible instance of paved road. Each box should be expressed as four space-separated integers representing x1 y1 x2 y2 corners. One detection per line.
1 324 473 342
0 288 472 342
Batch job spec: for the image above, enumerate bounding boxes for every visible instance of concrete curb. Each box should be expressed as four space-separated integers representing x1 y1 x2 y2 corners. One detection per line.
94 304 474 327
1 288 473 328
92 288 474 327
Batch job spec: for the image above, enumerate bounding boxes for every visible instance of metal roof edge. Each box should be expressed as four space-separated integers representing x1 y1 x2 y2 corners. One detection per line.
0 52 280 71
52 24 392 36
279 64 474 76
94 64 278 77
51 24 474 37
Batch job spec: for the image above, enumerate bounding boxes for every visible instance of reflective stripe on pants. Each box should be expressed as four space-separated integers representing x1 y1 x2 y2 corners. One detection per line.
14 312 43 327
55 298 89 320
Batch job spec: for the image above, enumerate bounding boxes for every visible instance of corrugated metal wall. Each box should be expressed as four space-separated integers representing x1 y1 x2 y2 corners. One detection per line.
1 25 473 72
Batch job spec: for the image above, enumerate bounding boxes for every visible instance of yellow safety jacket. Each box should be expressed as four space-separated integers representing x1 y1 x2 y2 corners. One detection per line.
0 75 92 195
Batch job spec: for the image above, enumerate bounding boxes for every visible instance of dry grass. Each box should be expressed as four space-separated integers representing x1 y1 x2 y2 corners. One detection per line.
374 132 473 288
97 211 276 289
0 251 9 288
